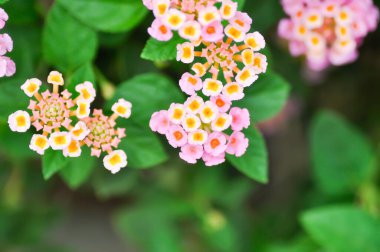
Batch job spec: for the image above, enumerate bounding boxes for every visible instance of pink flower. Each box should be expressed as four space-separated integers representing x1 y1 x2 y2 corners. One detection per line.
211 95 231 113
230 11 252 32
0 56 15 77
202 152 225 166
0 8 8 29
226 131 249 157
150 110 170 134
278 0 379 70
204 132 227 156
142 0 153 10
150 96 252 166
148 18 173 41
8 71 131 174
0 34 13 55
179 144 204 164
201 21 224 42
179 72 202 95
230 107 250 131
0 9 14 77
166 125 188 148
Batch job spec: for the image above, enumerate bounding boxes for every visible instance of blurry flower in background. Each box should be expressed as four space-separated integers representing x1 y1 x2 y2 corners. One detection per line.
278 0 379 71
0 7 15 77
150 95 250 166
258 98 301 136
8 71 132 174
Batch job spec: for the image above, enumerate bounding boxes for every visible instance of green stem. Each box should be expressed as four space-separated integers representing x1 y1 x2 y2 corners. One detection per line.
94 67 116 100
2 166 23 210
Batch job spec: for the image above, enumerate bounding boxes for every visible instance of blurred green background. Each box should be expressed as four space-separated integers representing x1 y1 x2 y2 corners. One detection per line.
0 0 380 251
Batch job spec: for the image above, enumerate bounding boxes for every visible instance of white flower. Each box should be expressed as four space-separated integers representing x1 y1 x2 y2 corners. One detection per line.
70 121 90 141
76 100 91 119
29 134 49 155
103 150 127 174
76 81 96 103
21 78 41 97
49 132 71 150
200 101 218 123
111 98 132 119
47 71 64 85
63 140 82 157
168 103 185 124
202 78 223 97
188 130 208 145
211 113 232 132
8 110 31 132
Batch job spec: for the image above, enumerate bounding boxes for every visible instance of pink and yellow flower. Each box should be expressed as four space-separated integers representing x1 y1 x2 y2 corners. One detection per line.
81 105 129 174
144 0 239 42
8 71 132 174
150 95 250 166
9 72 94 155
176 12 267 98
278 0 379 71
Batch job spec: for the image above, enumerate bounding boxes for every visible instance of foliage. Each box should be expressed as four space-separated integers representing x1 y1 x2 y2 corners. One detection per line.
0 0 379 251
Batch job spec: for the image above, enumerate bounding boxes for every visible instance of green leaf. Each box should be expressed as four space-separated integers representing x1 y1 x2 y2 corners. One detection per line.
245 0 283 32
141 36 185 62
310 111 375 195
43 3 98 72
113 196 190 252
266 236 319 252
235 0 245 10
201 211 238 252
0 123 35 159
236 71 290 123
119 122 168 169
0 0 10 5
0 78 29 121
42 149 70 180
60 147 97 189
3 0 39 25
106 73 185 127
7 26 41 79
301 205 380 252
92 169 138 199
66 64 96 94
57 0 148 33
227 127 268 183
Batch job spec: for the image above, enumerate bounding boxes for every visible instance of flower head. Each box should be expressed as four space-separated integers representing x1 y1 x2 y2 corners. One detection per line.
9 72 93 156
145 0 239 42
8 71 132 174
82 107 129 173
150 95 250 166
278 0 379 71
176 12 267 98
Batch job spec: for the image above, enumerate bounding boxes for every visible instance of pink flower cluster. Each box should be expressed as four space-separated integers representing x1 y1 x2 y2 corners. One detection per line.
144 0 240 42
146 1 267 166
0 8 15 77
278 0 379 71
150 95 250 166
8 71 132 174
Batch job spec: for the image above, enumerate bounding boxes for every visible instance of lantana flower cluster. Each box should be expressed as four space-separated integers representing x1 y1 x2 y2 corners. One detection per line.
144 0 240 42
278 0 379 71
150 95 250 166
0 8 15 77
146 1 266 166
8 71 132 174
